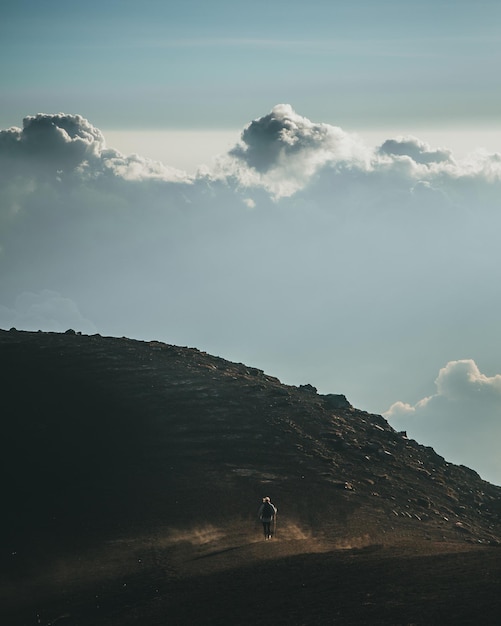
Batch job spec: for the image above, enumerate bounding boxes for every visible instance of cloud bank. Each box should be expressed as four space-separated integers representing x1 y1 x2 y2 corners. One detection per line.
385 360 501 485
2 104 501 482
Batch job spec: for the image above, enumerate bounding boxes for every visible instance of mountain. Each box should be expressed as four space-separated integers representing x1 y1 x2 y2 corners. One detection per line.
3 328 501 625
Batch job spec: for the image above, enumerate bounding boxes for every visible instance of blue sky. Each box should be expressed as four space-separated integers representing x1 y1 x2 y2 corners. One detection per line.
2 0 501 131
2 1 501 484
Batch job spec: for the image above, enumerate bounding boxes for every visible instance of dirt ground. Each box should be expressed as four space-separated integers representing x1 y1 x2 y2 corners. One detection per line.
4 520 501 626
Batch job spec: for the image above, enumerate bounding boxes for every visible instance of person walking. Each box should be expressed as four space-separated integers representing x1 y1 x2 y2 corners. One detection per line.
258 496 277 539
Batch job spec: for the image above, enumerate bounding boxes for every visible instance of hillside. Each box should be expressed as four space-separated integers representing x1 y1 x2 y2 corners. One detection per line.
3 329 501 625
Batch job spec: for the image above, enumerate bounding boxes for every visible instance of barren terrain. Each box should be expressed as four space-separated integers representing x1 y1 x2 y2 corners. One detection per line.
2 329 501 625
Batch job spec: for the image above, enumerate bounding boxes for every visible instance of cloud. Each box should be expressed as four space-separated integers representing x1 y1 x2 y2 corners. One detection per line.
3 106 501 208
0 290 98 334
230 104 359 172
435 360 501 400
0 113 188 183
0 113 105 169
378 136 453 165
226 104 369 196
385 360 501 485
215 104 501 206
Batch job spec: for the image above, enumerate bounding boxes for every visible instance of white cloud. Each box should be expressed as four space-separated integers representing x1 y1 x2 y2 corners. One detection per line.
385 360 501 485
226 104 370 196
3 106 501 208
0 113 188 184
0 113 105 167
230 104 358 171
435 360 501 400
208 105 501 205
378 136 453 165
98 150 188 182
243 197 256 209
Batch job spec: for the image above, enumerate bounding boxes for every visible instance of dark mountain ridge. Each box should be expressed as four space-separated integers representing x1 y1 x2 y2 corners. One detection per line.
3 328 501 625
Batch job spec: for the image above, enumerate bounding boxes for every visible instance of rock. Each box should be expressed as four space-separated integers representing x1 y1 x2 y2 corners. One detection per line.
322 394 352 409
299 383 318 394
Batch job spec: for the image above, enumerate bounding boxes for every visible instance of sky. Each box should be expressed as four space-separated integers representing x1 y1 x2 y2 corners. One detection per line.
2 0 501 484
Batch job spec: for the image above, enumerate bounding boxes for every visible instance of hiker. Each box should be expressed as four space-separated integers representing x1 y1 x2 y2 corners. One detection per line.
258 496 277 539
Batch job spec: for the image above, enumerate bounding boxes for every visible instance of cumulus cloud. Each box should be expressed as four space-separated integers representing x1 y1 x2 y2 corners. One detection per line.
231 104 362 171
226 104 369 196
435 360 501 399
212 104 501 206
3 106 501 206
0 113 188 183
385 360 501 485
0 113 105 170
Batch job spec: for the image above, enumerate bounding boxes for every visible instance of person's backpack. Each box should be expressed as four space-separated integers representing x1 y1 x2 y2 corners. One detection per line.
262 501 274 517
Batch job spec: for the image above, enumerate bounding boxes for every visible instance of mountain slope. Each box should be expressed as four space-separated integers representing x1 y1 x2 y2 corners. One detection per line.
3 329 501 625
